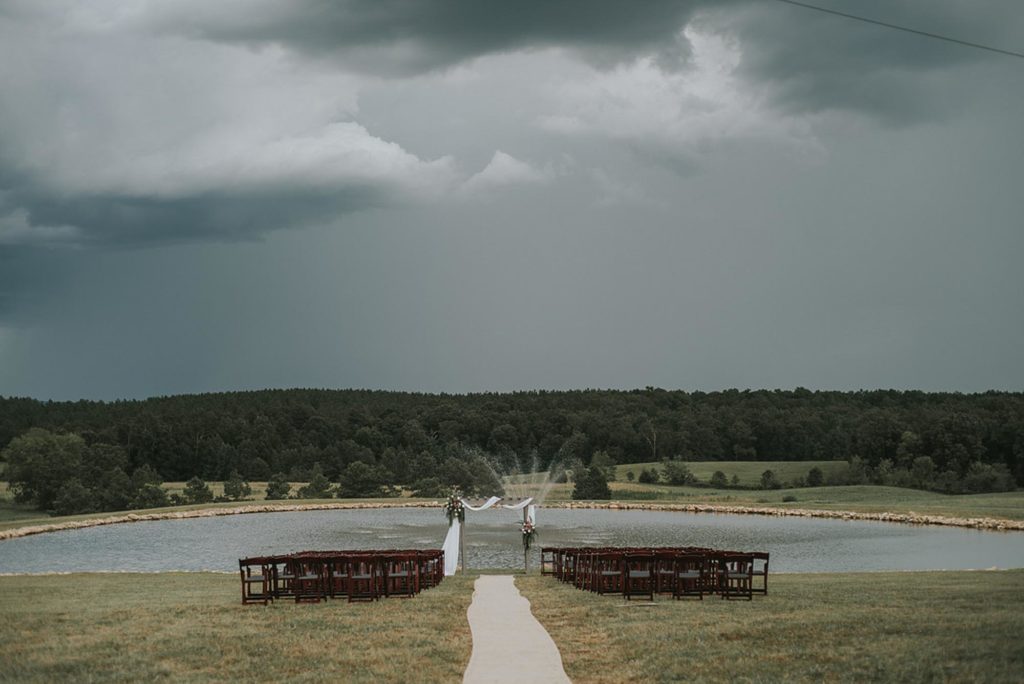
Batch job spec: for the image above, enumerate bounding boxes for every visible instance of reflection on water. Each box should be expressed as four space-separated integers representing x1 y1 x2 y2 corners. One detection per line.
1 508 1022 573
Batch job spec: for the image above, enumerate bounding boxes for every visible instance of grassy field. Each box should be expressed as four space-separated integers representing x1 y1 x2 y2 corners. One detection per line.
0 572 474 683
3 464 1024 534
614 459 849 486
518 570 1024 683
2 570 1021 683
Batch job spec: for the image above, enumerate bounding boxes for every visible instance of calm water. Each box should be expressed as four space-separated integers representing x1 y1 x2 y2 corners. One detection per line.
1 508 1022 573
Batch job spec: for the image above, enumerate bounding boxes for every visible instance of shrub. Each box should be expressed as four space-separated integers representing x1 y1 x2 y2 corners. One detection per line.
710 470 728 488
410 477 445 498
782 494 798 502
573 465 612 500
183 476 214 504
637 468 659 484
265 473 292 500
130 483 170 510
297 464 335 499
807 466 824 487
53 478 95 516
626 471 635 482
760 469 781 490
662 462 695 486
223 470 253 501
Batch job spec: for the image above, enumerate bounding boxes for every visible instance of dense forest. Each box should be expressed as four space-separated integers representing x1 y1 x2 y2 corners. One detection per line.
2 388 1022 514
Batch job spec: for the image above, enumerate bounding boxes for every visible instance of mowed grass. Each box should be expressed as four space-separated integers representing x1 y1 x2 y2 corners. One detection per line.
0 572 474 683
517 570 1024 683
615 459 849 486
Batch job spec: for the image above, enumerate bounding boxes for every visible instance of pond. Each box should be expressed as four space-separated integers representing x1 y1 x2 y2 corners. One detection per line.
1 508 1023 574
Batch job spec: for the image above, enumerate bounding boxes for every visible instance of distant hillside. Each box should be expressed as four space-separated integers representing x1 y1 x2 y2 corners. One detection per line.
1 388 1021 489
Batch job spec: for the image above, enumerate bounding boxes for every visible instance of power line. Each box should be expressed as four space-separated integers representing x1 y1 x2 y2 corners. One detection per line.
772 0 1024 59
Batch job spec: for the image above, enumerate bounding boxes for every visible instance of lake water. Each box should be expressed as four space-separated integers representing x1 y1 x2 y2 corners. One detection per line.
1 508 1023 574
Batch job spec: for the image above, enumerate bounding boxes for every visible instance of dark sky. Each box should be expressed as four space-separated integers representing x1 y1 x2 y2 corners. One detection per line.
1 0 1022 400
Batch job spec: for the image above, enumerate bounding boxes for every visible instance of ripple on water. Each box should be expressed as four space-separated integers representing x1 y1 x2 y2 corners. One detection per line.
0 508 1022 574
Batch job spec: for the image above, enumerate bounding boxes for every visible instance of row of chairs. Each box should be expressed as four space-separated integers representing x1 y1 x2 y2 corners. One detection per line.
540 547 769 601
238 550 445 604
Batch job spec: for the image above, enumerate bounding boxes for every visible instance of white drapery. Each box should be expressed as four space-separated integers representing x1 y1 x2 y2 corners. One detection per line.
442 519 461 576
442 497 536 575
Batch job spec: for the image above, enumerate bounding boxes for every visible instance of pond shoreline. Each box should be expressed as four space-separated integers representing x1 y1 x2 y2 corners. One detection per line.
2 499 1021 541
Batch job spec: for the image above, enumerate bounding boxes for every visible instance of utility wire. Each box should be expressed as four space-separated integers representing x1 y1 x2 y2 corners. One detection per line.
772 0 1024 59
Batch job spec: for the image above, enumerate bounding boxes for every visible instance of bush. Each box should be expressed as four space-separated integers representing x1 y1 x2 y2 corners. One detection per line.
782 494 798 502
573 465 612 500
626 471 635 482
710 470 728 488
410 477 445 498
297 464 335 499
662 462 695 486
760 469 781 490
53 478 95 516
807 466 824 487
637 468 659 484
265 473 291 500
130 483 170 510
183 476 214 504
223 470 252 501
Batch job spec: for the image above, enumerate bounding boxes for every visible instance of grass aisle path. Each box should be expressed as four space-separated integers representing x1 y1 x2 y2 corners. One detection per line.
463 575 571 684
518 571 1024 683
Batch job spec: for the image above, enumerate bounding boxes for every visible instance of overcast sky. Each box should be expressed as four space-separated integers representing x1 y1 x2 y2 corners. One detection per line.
1 0 1022 400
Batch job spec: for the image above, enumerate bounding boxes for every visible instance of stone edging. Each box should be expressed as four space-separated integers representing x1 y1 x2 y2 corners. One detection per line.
1 499 1021 542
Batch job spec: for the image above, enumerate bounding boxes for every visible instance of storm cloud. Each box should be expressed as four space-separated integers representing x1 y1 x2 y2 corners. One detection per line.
1 0 1022 399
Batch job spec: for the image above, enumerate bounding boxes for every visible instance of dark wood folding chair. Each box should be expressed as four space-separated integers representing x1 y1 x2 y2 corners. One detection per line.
239 557 272 605
721 554 754 600
672 553 706 600
623 553 655 601
750 552 770 595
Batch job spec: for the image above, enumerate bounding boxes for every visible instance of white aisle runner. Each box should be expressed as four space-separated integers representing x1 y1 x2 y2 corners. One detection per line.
463 575 572 684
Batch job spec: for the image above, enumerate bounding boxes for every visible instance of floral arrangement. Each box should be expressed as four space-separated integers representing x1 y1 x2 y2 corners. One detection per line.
443 489 465 526
521 519 537 550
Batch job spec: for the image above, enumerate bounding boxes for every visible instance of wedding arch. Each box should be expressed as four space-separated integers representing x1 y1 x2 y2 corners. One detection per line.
442 494 537 575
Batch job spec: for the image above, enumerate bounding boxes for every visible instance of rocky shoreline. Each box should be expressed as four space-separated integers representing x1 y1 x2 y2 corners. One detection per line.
1 499 1021 542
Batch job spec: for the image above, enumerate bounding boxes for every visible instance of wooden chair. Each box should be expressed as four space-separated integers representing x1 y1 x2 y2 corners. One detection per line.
655 550 679 594
347 557 379 602
384 554 416 598
597 552 624 595
750 552 770 595
623 553 655 601
293 556 325 604
540 547 556 576
239 557 272 605
672 553 706 600
721 554 754 600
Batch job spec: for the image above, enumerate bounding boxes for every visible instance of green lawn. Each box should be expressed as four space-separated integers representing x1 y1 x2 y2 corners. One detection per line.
518 570 1024 683
2 570 1021 683
0 572 474 683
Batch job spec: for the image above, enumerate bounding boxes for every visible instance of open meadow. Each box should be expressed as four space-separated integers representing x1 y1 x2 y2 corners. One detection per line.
1 570 1021 683
0 572 474 683
518 570 1024 683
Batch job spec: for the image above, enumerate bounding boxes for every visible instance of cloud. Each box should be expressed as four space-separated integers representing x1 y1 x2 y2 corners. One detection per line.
0 3 456 247
459 151 554 196
125 0 716 77
539 27 817 161
0 209 80 248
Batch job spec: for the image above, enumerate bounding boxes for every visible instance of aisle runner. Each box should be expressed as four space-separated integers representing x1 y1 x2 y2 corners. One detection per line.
463 576 571 684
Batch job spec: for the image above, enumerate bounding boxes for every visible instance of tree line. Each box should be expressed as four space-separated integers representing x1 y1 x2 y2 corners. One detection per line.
1 388 1021 514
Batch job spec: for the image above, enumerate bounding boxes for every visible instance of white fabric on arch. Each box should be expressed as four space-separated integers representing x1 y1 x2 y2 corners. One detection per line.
500 497 533 511
460 496 502 512
442 518 461 576
527 504 537 525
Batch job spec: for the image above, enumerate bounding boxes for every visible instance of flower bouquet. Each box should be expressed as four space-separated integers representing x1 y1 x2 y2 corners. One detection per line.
443 489 465 526
521 519 537 550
